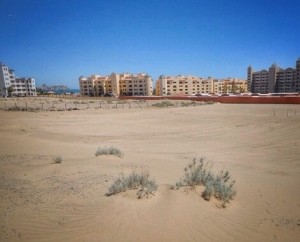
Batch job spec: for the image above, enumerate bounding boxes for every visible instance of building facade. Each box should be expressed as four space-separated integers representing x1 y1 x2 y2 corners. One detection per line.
79 73 153 96
0 62 36 97
155 75 247 96
247 58 300 93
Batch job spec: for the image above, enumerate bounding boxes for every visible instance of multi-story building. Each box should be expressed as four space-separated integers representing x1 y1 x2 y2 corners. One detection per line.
79 72 153 96
155 75 205 96
155 75 247 96
0 63 15 97
0 62 36 97
13 78 37 96
247 58 300 93
214 78 248 94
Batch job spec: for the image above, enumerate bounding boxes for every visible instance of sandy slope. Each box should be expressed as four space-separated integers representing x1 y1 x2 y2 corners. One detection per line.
0 100 300 241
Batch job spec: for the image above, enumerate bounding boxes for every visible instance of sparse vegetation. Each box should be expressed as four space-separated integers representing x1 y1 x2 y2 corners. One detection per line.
180 101 196 107
52 155 63 164
152 100 174 108
95 146 123 158
106 171 157 198
172 158 236 207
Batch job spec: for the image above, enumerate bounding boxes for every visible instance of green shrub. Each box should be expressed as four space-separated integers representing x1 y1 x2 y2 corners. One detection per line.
152 100 174 108
106 171 157 198
95 146 123 158
173 158 236 207
180 101 195 107
52 155 62 164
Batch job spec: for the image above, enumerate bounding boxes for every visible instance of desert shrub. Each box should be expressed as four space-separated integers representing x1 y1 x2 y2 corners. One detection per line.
106 171 157 198
210 170 236 204
180 101 196 107
152 100 174 108
95 146 123 158
173 158 236 207
52 155 62 164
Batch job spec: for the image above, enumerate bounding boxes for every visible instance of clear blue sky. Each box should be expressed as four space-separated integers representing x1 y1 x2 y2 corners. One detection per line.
1 0 299 88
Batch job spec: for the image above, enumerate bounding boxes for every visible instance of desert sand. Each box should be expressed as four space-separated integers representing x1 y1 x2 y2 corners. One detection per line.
0 97 300 242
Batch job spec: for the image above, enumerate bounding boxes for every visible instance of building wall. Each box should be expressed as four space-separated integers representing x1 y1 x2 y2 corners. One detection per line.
0 63 12 96
247 66 253 92
276 68 296 93
79 73 153 96
295 58 300 91
215 78 248 94
251 70 270 93
248 59 300 93
155 75 247 96
12 78 37 96
156 75 204 96
0 62 36 97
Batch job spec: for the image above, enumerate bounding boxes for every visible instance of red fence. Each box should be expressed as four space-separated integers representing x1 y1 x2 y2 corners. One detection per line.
119 95 300 104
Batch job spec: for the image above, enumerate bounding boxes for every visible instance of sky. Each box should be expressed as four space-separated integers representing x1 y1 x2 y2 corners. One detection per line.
0 0 299 88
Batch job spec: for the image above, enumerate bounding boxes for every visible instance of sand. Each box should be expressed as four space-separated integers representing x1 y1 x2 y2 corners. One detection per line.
0 98 300 241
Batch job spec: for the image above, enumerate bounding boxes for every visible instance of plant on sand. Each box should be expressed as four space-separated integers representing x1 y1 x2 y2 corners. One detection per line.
106 171 157 199
172 158 236 207
152 100 174 108
95 146 123 158
52 155 63 164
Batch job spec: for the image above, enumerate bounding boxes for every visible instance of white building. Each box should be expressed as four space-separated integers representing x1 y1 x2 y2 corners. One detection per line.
0 63 15 97
0 62 36 97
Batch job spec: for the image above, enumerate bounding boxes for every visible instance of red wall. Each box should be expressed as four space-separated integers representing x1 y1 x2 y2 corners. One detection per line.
119 95 300 104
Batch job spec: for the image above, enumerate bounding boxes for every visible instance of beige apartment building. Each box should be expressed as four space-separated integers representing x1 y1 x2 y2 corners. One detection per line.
155 75 247 96
214 78 248 94
79 73 153 96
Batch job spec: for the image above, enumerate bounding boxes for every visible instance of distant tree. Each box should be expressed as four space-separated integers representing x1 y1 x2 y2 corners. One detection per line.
231 81 237 93
152 87 156 95
7 86 13 97
239 87 246 93
93 86 97 96
222 83 228 94
36 88 45 95
98 85 104 96
2 87 7 97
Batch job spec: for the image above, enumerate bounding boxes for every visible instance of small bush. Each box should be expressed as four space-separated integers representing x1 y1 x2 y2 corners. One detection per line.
152 100 174 108
180 101 195 107
106 171 157 198
173 158 236 207
95 146 123 158
53 155 62 164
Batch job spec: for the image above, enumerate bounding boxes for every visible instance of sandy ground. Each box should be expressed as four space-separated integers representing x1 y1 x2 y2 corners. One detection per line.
0 98 300 242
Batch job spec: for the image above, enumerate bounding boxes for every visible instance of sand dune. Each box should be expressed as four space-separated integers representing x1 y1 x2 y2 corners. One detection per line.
0 99 300 241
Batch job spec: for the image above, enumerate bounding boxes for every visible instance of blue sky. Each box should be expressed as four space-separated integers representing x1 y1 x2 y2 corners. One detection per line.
1 0 299 88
